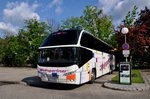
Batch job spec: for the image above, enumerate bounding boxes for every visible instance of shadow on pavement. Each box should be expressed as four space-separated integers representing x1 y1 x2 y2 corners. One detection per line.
94 80 107 84
22 76 81 90
0 81 19 86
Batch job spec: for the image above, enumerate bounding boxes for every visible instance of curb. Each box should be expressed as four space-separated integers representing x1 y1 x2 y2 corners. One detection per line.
103 82 150 91
19 81 28 86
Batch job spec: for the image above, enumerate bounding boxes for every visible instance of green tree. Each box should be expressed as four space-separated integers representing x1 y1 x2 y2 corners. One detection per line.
0 18 51 67
123 5 138 26
18 18 51 66
61 17 83 29
115 6 150 66
0 38 6 65
61 6 115 46
1 36 26 66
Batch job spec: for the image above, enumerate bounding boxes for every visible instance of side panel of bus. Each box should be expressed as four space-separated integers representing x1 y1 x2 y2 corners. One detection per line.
94 51 111 78
77 62 92 84
88 51 114 77
94 51 103 77
78 50 114 84
101 53 111 75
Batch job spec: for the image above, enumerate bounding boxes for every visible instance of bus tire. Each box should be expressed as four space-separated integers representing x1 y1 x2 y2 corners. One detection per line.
89 69 96 84
109 65 113 74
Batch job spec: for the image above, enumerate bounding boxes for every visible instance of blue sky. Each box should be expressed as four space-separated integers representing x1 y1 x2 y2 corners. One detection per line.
0 0 150 37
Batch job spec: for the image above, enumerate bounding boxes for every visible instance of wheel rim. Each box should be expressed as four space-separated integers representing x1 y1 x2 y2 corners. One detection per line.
91 70 95 82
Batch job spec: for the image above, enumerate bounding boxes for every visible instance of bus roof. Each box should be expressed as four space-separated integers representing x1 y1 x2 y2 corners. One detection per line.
39 29 114 52
40 30 81 48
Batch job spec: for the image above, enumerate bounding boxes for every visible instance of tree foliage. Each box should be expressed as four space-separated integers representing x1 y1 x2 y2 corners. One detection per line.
61 17 83 29
18 18 51 66
0 18 51 66
123 5 138 26
116 6 150 65
61 6 116 46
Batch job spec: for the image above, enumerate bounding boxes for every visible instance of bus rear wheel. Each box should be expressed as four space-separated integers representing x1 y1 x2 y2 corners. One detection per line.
89 69 96 84
109 65 114 74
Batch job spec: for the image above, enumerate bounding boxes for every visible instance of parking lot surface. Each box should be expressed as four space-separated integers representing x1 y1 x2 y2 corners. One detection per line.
0 67 150 99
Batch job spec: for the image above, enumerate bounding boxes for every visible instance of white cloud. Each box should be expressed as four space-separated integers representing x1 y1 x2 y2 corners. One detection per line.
0 22 18 34
98 0 150 26
3 2 40 25
49 0 63 15
0 2 40 35
99 0 120 14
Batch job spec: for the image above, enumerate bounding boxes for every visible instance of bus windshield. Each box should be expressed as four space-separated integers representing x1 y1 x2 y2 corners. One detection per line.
38 47 78 66
41 30 81 47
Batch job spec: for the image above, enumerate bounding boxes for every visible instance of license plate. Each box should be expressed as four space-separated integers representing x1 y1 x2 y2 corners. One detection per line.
46 74 58 82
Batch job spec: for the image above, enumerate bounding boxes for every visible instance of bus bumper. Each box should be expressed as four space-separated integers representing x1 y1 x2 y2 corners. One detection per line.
38 70 80 85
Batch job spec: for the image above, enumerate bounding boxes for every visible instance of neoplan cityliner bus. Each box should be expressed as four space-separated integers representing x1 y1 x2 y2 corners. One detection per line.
37 30 115 85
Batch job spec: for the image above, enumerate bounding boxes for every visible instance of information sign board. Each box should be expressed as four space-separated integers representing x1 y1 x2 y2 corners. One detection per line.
119 62 131 84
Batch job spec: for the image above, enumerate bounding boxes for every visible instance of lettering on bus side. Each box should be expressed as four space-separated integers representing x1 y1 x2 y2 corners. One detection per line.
100 58 111 70
39 68 68 73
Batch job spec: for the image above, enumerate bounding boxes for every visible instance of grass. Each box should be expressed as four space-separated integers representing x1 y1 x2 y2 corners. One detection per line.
112 69 144 83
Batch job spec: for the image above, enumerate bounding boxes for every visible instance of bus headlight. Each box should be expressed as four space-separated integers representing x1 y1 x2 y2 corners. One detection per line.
63 71 76 76
63 71 76 81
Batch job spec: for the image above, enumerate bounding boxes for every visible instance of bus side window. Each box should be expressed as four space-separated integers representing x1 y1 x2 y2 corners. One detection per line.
79 48 93 67
80 32 98 51
81 32 93 49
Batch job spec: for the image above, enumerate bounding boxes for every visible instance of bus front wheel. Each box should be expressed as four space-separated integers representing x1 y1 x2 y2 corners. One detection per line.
89 69 96 84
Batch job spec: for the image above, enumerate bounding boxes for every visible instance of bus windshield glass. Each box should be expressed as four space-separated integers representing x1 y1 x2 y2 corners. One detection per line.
41 30 81 47
38 47 78 66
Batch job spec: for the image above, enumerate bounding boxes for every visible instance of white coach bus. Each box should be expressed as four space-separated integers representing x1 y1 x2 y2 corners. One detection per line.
37 30 115 85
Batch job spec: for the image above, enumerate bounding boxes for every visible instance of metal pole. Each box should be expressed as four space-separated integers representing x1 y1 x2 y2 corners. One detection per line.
125 34 128 62
126 57 128 62
125 34 127 43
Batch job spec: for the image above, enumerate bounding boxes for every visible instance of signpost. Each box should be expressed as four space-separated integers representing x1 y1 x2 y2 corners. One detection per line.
121 27 130 62
122 43 130 50
120 27 132 85
122 43 130 62
122 50 130 57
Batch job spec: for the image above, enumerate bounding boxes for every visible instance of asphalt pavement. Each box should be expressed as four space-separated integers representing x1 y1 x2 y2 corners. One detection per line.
0 67 150 91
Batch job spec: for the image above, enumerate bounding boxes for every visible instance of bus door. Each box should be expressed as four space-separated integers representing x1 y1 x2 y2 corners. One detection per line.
102 53 111 75
95 51 103 77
